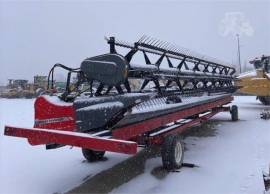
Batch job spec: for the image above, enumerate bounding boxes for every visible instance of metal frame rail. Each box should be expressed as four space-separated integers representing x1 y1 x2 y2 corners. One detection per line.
4 95 233 155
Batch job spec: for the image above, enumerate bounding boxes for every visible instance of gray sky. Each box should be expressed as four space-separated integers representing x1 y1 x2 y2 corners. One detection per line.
1 0 270 85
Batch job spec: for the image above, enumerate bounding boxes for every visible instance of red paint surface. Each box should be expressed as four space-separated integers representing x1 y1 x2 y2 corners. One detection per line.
148 107 227 145
4 95 233 154
4 126 137 154
34 96 75 131
112 96 233 140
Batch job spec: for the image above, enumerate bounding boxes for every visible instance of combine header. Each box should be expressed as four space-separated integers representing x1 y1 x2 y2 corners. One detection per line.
236 55 270 105
4 36 238 169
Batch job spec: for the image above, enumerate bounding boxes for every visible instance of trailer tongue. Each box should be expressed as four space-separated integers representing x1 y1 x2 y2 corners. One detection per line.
4 36 238 170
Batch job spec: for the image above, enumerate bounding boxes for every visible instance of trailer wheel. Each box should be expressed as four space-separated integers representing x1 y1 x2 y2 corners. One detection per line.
258 96 270 105
161 135 184 170
230 105 238 121
82 149 105 162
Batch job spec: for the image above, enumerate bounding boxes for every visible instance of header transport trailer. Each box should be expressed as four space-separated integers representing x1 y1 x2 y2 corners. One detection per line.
4 37 238 170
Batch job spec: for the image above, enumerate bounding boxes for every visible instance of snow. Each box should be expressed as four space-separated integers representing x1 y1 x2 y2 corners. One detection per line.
132 94 228 114
1 96 270 194
77 101 124 111
0 98 129 194
43 95 73 106
130 63 157 70
111 96 270 194
252 78 268 81
75 92 150 104
237 70 257 78
130 63 232 78
83 59 117 67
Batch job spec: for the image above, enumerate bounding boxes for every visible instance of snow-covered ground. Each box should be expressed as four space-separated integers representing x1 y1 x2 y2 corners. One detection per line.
111 96 270 194
0 99 129 194
0 96 269 194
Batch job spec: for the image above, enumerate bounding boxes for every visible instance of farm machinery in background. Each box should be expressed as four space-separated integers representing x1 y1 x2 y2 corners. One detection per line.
235 55 270 105
0 75 56 98
4 36 238 170
0 79 35 98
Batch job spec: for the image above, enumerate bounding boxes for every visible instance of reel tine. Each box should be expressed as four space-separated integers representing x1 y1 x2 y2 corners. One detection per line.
118 40 124 45
175 45 180 53
175 46 181 53
170 44 176 52
122 40 129 47
138 35 146 43
124 40 131 46
164 42 170 50
151 38 158 46
142 35 148 43
160 41 166 49
169 44 175 52
147 38 153 45
146 37 153 44
156 39 163 47
164 42 170 51
140 35 146 43
156 40 162 48
162 42 167 50
141 36 149 44
109 35 235 75
169 44 174 51
166 43 172 50
169 43 175 51
149 37 156 45
149 38 157 46
153 39 160 46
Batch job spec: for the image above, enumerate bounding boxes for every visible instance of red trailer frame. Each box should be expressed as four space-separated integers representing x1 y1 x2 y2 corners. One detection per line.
4 95 234 155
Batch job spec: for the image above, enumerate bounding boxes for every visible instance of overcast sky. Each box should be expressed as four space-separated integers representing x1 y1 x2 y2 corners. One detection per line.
0 0 270 85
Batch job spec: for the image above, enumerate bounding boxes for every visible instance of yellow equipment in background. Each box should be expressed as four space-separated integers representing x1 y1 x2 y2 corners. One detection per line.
235 55 270 105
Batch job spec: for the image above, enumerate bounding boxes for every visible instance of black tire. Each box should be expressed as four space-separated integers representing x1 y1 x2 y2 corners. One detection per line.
82 148 105 162
230 105 238 121
258 96 270 105
161 135 184 170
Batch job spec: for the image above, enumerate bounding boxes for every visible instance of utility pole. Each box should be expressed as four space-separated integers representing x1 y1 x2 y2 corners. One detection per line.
236 34 242 73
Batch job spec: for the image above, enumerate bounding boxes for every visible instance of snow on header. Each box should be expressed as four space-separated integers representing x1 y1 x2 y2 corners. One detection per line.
77 101 124 112
42 95 73 106
237 70 257 78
